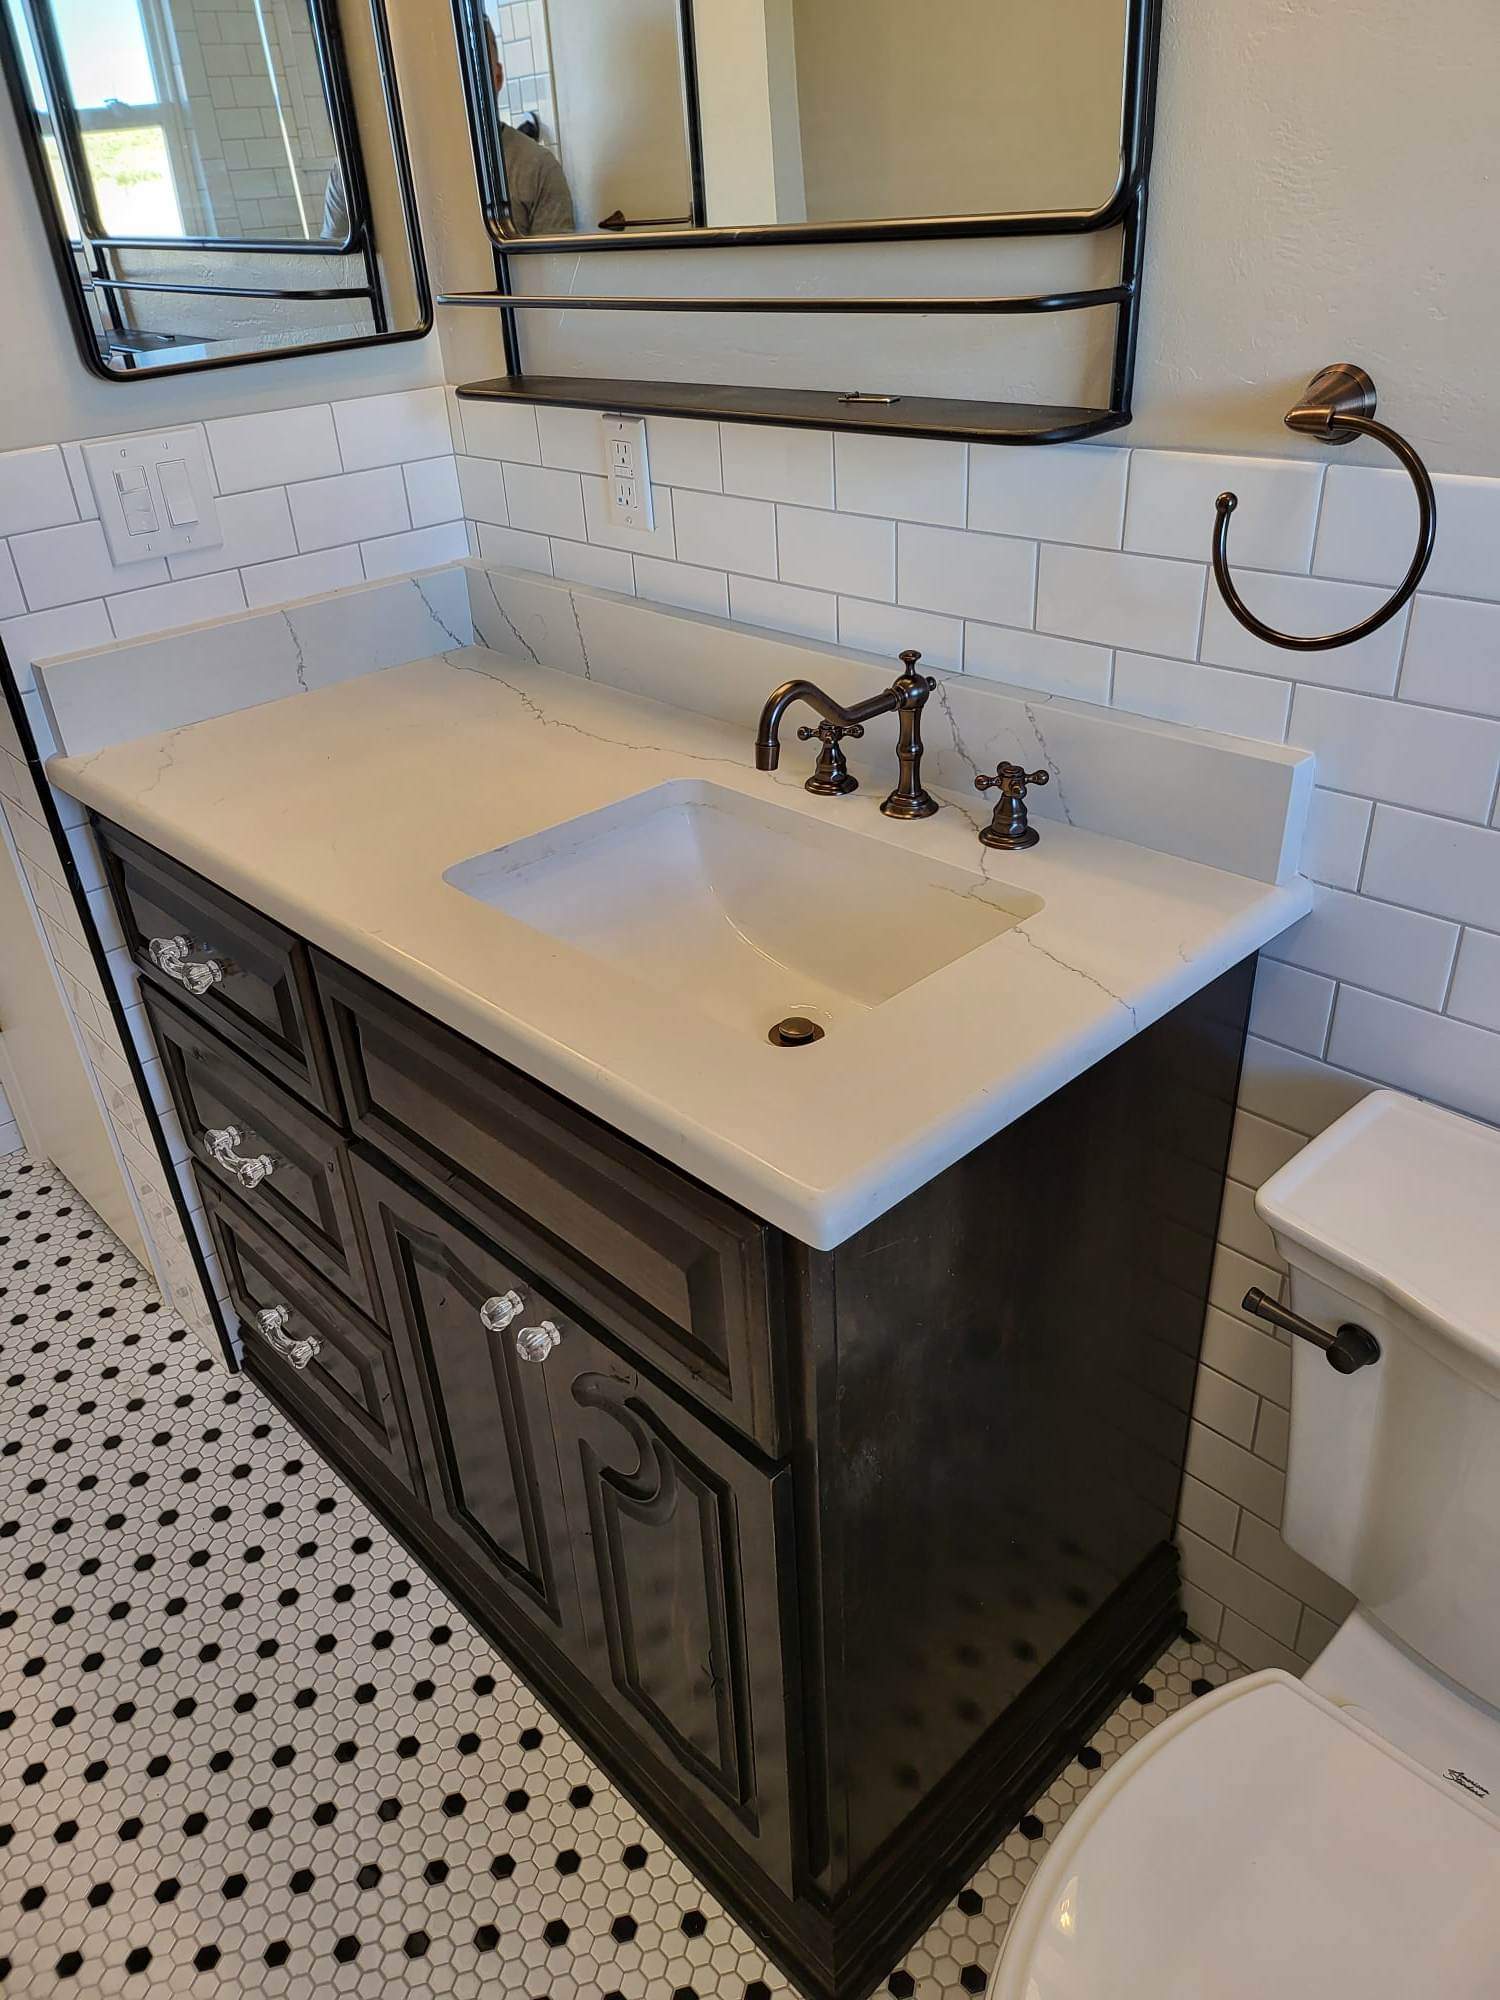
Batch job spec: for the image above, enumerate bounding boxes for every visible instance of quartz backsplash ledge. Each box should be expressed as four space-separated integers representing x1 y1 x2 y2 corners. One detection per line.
466 561 1311 886
34 566 473 759
33 554 1311 888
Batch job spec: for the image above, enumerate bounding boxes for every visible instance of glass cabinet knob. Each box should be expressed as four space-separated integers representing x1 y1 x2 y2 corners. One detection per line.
514 1321 562 1365
203 1124 276 1190
148 934 225 996
252 1303 321 1372
479 1290 525 1334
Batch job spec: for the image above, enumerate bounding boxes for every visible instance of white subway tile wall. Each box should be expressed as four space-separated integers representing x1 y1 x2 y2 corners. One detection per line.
446 402 1500 1676
5 389 1500 1681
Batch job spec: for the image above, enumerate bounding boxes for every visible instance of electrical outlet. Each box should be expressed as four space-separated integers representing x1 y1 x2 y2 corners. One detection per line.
602 415 653 532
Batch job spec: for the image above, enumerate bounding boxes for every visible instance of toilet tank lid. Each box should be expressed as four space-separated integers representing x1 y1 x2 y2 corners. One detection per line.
1256 1090 1500 1371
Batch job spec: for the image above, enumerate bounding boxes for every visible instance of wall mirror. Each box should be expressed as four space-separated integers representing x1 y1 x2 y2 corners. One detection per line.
454 0 1135 249
0 0 430 377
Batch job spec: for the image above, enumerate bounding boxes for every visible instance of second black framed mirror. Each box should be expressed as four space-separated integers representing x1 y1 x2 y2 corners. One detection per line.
452 0 1146 253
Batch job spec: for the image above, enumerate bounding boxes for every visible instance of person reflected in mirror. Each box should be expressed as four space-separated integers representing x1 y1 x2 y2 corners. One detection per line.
482 16 575 235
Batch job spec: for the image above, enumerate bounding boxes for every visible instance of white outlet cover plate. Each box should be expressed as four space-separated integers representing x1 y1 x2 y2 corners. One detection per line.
602 414 653 531
82 424 223 565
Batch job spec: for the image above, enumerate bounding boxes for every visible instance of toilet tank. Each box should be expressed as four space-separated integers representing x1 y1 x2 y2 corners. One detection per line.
1255 1091 1500 1714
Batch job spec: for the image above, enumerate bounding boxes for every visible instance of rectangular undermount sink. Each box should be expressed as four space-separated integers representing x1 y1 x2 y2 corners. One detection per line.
444 779 1043 1043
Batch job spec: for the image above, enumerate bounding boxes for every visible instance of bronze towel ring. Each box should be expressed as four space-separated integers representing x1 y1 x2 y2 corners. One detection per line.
1211 363 1436 652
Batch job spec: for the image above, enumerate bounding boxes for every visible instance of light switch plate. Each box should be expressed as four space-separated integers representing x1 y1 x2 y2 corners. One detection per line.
83 425 223 564
601 414 653 532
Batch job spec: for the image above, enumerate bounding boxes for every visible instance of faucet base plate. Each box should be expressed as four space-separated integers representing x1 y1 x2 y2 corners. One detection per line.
880 790 940 820
806 772 860 797
979 825 1040 850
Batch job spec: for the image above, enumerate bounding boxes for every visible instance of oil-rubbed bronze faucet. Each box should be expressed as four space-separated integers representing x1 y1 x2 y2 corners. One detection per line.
753 650 940 819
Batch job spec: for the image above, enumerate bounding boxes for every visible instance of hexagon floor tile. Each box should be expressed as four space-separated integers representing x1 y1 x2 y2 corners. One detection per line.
0 1150 1245 1998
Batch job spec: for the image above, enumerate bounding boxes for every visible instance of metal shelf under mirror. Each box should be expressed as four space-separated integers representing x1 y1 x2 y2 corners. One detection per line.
442 0 1162 445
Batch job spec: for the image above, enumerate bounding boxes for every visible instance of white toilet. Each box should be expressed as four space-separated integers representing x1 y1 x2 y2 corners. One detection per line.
989 1088 1500 1999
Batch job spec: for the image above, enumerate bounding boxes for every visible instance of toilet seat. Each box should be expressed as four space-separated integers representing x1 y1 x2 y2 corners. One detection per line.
988 1670 1500 2000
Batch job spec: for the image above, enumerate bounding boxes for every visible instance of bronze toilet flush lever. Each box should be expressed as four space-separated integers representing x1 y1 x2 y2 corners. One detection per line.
975 762 1050 849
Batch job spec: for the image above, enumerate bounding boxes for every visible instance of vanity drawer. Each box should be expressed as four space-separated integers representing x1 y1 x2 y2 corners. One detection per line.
96 818 341 1118
204 1178 426 1501
141 980 378 1318
315 951 784 1454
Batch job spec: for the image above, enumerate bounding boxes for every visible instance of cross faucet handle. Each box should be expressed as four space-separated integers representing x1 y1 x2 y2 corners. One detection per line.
974 762 1050 850
975 761 1049 798
797 718 865 796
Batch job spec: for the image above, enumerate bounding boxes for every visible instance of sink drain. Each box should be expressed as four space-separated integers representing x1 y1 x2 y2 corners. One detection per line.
768 1015 826 1048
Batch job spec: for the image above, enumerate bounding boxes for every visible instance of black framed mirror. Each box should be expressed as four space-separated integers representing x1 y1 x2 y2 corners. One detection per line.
453 0 1144 252
0 0 431 378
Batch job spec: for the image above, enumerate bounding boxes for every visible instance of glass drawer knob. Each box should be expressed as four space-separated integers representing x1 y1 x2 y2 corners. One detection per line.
253 1303 320 1372
515 1320 561 1364
148 934 225 995
479 1290 524 1333
203 1124 276 1190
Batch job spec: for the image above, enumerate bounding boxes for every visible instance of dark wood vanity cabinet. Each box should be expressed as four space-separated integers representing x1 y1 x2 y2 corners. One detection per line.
104 814 1254 2000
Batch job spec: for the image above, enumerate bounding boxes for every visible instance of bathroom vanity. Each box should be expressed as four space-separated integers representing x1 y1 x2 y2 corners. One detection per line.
49 594 1311 2000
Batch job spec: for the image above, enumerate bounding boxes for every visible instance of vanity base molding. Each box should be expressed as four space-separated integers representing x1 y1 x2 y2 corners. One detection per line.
99 815 1253 2000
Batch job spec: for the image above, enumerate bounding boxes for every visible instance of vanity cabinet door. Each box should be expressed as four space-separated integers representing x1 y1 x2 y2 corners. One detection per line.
546 1321 797 1893
352 1155 586 1661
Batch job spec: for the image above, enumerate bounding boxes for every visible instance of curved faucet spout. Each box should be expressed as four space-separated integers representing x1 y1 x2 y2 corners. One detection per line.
754 679 861 770
752 654 940 819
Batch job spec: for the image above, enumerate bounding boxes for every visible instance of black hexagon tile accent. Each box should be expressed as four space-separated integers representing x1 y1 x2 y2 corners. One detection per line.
0 1149 1244 1996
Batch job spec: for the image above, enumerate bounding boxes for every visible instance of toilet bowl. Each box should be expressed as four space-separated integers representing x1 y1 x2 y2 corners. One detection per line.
988 1089 1500 1998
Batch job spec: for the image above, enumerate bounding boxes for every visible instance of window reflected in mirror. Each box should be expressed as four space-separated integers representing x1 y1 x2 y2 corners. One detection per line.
458 0 1132 246
0 0 429 375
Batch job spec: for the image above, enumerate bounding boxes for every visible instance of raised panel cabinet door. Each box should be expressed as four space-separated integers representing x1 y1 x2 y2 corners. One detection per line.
352 1155 585 1661
546 1322 797 1893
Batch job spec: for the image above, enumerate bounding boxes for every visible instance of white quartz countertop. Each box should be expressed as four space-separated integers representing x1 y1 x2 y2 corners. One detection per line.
50 648 1311 1248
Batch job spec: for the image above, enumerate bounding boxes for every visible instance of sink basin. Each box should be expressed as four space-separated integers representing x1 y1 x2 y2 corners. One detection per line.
444 780 1042 1043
